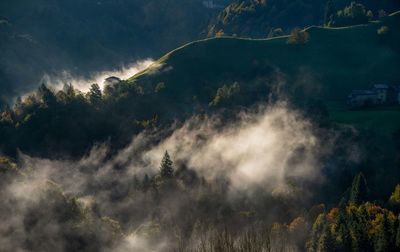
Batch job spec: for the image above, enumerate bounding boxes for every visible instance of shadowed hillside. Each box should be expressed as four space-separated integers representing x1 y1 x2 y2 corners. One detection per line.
129 11 400 108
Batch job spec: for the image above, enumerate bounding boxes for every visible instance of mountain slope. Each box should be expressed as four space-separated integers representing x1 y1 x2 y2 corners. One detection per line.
0 0 219 103
207 0 400 38
1 12 399 159
128 11 400 109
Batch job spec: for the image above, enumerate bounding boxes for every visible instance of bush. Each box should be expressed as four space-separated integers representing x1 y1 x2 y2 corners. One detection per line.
377 26 389 35
287 28 310 45
329 2 371 27
209 82 240 107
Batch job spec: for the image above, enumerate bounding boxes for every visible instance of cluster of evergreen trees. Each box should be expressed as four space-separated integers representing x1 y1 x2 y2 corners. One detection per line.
307 173 400 252
308 202 400 251
0 81 158 157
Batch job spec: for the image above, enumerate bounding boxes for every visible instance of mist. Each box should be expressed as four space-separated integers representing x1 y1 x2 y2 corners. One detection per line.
43 59 154 91
0 101 341 251
16 59 154 101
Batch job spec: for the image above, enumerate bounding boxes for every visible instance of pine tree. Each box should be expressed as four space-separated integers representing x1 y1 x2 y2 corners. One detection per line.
389 184 400 206
38 83 56 106
160 151 174 179
374 213 389 252
307 214 326 252
63 83 75 98
349 172 368 205
317 215 333 252
89 83 102 106
335 210 351 251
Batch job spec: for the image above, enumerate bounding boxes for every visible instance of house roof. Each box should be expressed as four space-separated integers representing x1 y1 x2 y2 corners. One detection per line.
105 76 121 82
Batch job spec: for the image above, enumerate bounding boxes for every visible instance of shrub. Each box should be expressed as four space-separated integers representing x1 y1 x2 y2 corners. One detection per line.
287 28 310 45
377 26 389 35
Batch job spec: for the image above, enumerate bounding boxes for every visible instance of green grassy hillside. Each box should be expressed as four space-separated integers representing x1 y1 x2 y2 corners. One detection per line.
128 12 400 106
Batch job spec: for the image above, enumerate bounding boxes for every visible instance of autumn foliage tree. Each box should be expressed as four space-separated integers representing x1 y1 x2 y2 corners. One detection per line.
287 28 310 45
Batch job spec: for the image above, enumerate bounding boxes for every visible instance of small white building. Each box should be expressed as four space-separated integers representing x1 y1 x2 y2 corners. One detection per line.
348 90 379 107
104 76 121 87
348 84 399 108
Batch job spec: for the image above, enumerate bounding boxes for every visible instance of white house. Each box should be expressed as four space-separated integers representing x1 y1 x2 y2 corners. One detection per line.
104 76 121 87
348 84 399 108
348 90 379 107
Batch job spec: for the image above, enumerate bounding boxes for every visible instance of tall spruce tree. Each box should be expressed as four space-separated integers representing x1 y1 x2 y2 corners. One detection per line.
160 151 174 179
335 210 352 251
38 83 56 106
349 172 368 205
317 215 333 252
374 213 389 252
88 83 102 106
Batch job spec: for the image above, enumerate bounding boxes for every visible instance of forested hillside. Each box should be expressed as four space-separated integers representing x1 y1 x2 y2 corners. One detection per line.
0 0 221 104
207 0 400 37
1 12 398 158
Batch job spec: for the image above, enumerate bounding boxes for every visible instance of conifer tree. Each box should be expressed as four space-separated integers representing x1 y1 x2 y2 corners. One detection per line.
349 172 368 205
389 184 400 206
307 214 326 252
38 83 56 106
335 210 351 251
63 83 75 98
160 151 174 179
89 83 102 106
374 213 389 252
317 215 333 252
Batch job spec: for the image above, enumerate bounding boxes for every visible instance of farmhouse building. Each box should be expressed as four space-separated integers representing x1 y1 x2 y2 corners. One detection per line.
347 84 399 107
104 76 121 86
348 90 380 107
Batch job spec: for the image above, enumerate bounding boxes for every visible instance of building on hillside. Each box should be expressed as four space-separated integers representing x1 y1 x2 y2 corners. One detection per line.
373 84 388 103
104 76 121 87
348 84 399 108
347 90 380 107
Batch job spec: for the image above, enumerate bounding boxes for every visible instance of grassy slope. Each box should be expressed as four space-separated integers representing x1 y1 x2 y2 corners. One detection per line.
128 11 400 141
129 12 400 103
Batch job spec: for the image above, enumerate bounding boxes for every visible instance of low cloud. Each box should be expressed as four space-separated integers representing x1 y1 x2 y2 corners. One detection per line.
38 59 154 93
145 102 323 193
1 101 341 251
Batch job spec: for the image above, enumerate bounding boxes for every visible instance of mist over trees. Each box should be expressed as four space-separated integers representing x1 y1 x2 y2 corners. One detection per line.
1 1 400 251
